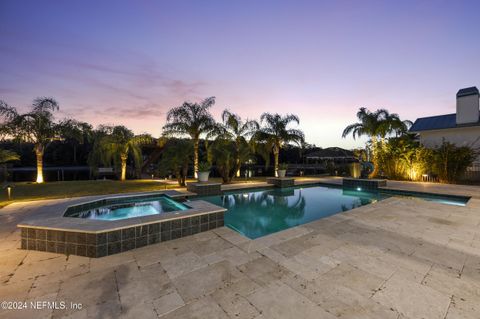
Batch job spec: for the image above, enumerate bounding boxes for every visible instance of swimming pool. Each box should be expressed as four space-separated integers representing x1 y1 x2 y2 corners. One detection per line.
198 185 469 239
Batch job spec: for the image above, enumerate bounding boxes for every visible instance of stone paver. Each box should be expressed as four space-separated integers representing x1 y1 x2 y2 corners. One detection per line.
0 181 480 318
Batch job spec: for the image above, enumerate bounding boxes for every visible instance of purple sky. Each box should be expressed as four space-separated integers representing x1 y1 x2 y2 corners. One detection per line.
1 0 479 148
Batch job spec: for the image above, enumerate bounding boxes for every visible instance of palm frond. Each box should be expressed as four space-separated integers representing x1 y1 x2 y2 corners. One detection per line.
0 149 20 164
32 97 59 113
342 123 363 139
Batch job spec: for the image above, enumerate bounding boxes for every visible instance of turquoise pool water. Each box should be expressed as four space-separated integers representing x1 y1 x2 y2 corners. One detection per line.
198 185 468 239
69 196 189 221
198 185 388 239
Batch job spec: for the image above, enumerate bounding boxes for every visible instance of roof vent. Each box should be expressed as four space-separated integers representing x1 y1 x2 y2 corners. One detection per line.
456 86 479 125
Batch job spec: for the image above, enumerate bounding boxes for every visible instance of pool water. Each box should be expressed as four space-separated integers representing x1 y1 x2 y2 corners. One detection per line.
69 196 189 221
199 186 389 239
199 185 469 239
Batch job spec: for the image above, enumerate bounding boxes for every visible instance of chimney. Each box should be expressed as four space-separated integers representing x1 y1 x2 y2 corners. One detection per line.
456 86 480 125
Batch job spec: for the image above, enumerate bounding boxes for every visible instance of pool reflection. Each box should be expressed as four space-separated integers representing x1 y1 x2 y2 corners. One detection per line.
200 186 387 239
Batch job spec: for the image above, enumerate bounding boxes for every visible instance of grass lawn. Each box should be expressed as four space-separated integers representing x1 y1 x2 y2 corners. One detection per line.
0 177 269 208
0 179 182 208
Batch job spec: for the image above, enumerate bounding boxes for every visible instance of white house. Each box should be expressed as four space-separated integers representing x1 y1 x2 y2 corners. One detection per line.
410 86 480 177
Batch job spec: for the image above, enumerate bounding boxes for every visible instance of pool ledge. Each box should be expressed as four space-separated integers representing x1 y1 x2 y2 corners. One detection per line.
17 190 226 258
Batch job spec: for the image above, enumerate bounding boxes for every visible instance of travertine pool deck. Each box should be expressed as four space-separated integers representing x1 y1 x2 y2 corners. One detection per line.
0 179 480 318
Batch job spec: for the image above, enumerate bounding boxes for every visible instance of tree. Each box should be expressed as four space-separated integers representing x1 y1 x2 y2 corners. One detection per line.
162 97 216 177
0 149 19 164
376 134 432 180
210 110 258 177
58 119 93 164
342 107 412 177
0 148 19 182
254 113 304 175
0 98 60 183
94 125 151 181
87 125 112 177
158 139 193 186
430 140 476 183
208 138 251 183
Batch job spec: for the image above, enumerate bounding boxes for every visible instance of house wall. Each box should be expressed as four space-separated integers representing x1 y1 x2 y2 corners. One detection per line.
419 126 480 166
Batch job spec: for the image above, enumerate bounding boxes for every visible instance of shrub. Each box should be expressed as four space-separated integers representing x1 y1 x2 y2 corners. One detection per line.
376 136 477 183
376 135 432 181
207 138 250 183
197 161 211 172
430 140 477 183
158 139 193 186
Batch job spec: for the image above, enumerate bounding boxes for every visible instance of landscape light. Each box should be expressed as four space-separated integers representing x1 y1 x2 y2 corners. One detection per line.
356 187 362 191
3 185 13 200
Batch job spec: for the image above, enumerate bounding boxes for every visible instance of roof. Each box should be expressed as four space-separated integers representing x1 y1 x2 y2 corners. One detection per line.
410 86 480 133
305 147 355 159
457 86 479 98
410 113 480 132
409 113 457 132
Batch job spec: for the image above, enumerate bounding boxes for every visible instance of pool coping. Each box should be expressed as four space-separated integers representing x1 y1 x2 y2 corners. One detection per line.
17 190 226 233
15 179 474 258
217 180 471 205
17 189 229 257
210 180 475 248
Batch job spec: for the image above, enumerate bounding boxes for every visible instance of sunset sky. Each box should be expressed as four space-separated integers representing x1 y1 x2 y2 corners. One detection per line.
1 0 479 149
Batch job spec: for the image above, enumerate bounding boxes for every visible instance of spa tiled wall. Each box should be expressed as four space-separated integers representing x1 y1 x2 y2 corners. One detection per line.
20 211 225 258
342 178 387 191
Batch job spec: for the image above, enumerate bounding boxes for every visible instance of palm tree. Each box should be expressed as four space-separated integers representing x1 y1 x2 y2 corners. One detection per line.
254 113 304 176
162 97 216 177
58 119 93 164
0 149 19 164
0 98 60 183
210 110 259 177
95 125 152 181
342 107 412 177
342 107 386 141
87 125 111 178
207 137 252 183
0 149 19 182
158 139 193 186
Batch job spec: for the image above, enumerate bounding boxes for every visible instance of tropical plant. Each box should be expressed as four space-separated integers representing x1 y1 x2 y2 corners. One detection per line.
353 148 368 162
254 113 304 176
162 97 216 177
158 139 193 186
197 161 211 172
87 125 112 177
278 163 288 170
207 138 251 183
58 119 93 164
342 107 412 177
376 134 432 180
0 98 60 183
210 110 259 177
0 149 19 164
430 140 477 183
0 148 19 182
93 125 152 181
253 141 272 169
